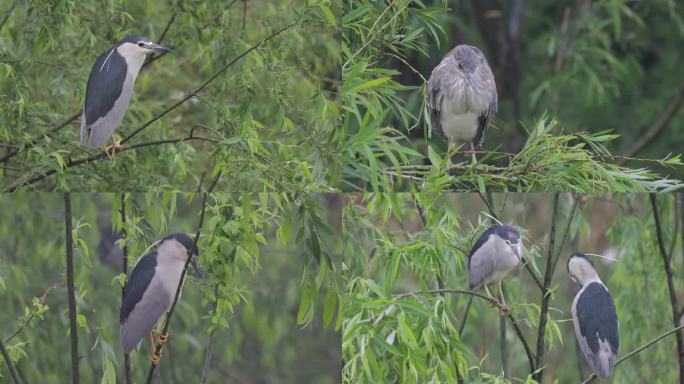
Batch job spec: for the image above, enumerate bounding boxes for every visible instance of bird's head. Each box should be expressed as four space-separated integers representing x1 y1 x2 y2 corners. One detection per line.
567 252 597 287
159 233 201 274
116 35 172 58
452 45 482 92
493 225 522 261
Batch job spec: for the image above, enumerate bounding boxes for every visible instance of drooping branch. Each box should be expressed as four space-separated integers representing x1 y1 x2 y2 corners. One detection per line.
64 193 79 384
649 194 684 383
394 288 536 373
200 284 220 384
580 325 684 384
120 194 132 384
533 193 579 381
146 173 221 383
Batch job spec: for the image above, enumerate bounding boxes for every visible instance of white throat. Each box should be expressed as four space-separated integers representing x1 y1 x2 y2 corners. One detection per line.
116 43 148 75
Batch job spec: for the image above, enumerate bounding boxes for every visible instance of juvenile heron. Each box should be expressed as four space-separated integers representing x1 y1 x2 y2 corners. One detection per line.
428 44 497 163
568 253 619 378
81 35 172 159
120 233 199 364
468 224 522 314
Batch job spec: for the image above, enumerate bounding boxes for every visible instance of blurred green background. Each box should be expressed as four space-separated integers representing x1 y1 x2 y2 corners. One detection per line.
0 193 342 383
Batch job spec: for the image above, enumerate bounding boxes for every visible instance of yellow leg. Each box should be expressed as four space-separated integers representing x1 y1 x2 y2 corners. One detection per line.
149 332 160 365
103 136 124 160
470 142 477 164
498 281 510 316
483 284 496 305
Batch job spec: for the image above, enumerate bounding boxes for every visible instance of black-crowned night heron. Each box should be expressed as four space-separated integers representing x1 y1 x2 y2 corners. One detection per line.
468 224 522 314
81 36 172 159
120 233 199 364
428 44 497 163
568 253 619 378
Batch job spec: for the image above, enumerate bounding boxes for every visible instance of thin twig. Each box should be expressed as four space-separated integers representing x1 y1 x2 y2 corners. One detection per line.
146 174 220 383
580 325 684 384
64 193 79 384
200 284 220 384
4 282 62 343
6 135 217 191
120 194 132 384
0 0 18 31
649 194 684 383
620 86 684 163
0 338 23 384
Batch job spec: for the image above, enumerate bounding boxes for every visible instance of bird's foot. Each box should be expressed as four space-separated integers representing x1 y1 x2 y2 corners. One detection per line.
151 351 161 365
499 304 511 316
151 329 170 344
103 137 124 160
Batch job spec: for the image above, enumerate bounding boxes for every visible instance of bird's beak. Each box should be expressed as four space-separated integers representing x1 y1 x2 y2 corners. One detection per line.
465 73 478 93
147 42 173 53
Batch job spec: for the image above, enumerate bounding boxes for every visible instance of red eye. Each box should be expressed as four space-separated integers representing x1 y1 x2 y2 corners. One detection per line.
137 42 144 47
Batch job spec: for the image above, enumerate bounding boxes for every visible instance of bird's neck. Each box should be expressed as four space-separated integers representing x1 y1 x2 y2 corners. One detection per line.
116 46 147 75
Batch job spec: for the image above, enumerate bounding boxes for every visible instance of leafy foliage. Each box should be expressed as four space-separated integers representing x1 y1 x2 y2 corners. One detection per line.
0 193 341 382
342 193 683 382
341 0 684 192
0 1 341 191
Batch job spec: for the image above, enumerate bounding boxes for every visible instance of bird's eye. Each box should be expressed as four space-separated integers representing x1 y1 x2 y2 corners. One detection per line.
137 42 144 47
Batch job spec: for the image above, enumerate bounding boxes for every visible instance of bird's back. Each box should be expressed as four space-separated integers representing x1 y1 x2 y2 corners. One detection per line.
120 252 157 324
573 282 619 377
81 47 128 147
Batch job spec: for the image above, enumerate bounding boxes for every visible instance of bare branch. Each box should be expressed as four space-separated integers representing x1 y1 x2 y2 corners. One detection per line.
534 193 579 380
64 193 79 384
649 194 684 383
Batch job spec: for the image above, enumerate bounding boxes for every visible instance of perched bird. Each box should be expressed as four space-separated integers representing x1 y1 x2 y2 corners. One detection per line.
428 44 497 163
81 36 172 159
568 253 619 378
120 233 199 364
468 224 522 313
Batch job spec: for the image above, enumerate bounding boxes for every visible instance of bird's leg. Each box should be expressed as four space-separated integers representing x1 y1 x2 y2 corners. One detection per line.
483 284 497 307
498 281 510 316
103 136 124 160
470 142 478 164
149 332 161 365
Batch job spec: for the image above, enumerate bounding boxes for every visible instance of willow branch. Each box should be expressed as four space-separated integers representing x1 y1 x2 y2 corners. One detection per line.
200 284 220 384
6 135 217 192
64 193 79 384
120 194 132 384
580 325 684 384
650 194 684 383
146 174 220 383
394 288 536 373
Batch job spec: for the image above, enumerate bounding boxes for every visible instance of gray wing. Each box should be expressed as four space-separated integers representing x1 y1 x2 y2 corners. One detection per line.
427 59 449 139
473 52 497 146
468 235 495 289
119 279 171 353
80 47 127 147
